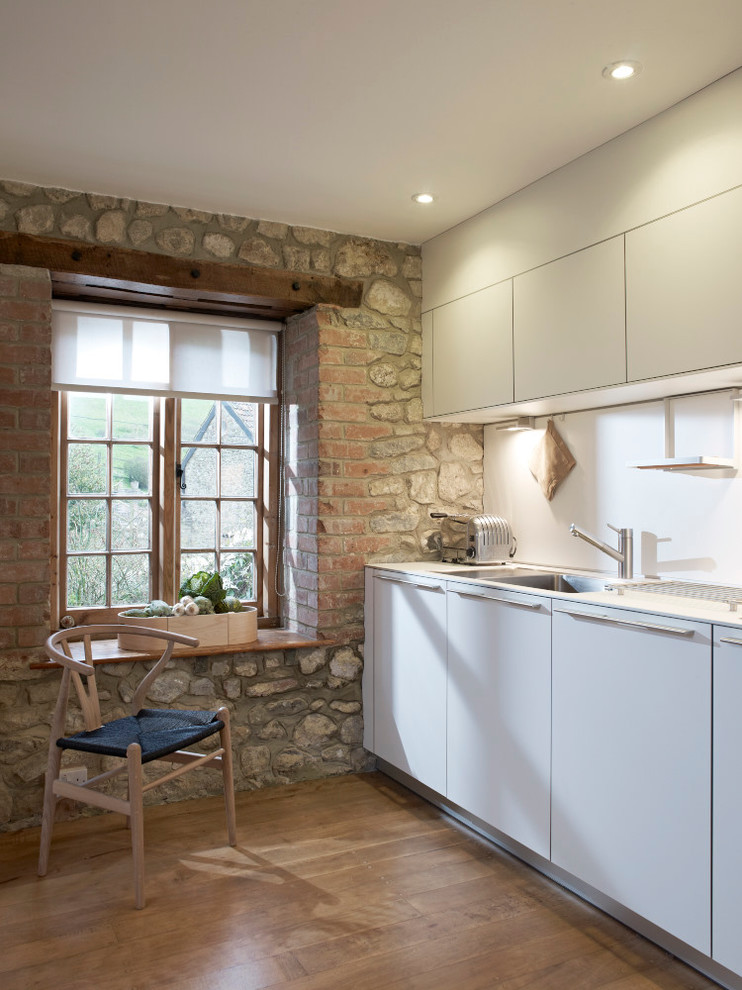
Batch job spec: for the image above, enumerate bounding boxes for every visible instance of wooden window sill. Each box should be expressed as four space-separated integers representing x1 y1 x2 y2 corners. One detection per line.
31 629 333 669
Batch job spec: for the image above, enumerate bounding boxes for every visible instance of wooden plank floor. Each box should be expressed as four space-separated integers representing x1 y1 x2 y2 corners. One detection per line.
0 772 722 990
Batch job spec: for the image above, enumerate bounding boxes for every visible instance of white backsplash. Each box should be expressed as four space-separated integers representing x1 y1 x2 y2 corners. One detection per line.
483 389 742 584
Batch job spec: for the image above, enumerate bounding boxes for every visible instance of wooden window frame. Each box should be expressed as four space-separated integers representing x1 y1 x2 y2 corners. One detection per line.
52 392 280 629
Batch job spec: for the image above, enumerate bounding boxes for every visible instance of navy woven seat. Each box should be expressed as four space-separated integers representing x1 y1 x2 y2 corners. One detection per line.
38 624 237 909
59 709 225 763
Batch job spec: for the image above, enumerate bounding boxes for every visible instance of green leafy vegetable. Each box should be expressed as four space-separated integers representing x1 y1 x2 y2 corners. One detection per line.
179 570 228 609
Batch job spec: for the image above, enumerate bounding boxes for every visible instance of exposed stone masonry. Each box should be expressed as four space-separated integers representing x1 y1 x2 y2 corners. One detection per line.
0 178 484 830
1 645 371 827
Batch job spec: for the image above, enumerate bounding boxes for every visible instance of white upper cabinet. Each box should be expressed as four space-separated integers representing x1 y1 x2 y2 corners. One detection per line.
626 185 742 381
429 280 513 416
421 310 434 416
423 69 742 314
513 237 626 401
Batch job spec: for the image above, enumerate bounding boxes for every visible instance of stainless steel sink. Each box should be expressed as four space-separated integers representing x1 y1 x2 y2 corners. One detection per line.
445 568 608 594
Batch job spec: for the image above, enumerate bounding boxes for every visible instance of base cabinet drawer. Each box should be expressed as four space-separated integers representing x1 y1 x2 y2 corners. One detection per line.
371 574 447 795
446 585 551 858
712 630 742 974
551 605 711 953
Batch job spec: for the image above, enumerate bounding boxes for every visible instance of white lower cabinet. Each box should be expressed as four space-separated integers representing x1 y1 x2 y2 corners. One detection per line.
712 627 742 975
446 584 551 858
364 569 735 976
551 604 711 953
371 572 447 795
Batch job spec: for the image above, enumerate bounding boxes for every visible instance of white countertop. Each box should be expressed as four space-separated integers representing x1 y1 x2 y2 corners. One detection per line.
366 560 742 628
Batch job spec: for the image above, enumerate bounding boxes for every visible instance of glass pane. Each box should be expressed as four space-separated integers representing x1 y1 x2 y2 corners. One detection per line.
67 499 107 551
221 501 255 549
221 448 256 497
180 399 217 443
68 392 107 440
221 401 256 445
112 394 152 441
181 552 216 585
111 554 150 605
112 445 151 494
68 444 107 494
181 500 217 549
67 555 106 607
220 552 254 600
180 446 217 496
112 499 150 550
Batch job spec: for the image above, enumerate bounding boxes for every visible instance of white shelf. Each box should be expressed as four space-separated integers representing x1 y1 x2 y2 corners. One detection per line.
628 456 736 471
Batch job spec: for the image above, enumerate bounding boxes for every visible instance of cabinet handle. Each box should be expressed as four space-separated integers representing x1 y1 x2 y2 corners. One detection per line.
554 608 694 637
375 575 443 592
719 636 742 647
455 591 542 610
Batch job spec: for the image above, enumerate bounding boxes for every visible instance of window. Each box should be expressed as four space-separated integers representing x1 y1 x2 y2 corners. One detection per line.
51 301 280 627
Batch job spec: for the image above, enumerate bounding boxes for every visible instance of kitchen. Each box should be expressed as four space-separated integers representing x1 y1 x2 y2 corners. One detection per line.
364 55 742 988
1 2 742 987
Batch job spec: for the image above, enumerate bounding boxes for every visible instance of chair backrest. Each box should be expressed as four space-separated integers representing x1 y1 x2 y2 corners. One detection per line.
45 625 199 733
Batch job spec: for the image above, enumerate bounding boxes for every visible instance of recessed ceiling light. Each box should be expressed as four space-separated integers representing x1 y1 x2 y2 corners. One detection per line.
412 192 434 204
603 60 642 81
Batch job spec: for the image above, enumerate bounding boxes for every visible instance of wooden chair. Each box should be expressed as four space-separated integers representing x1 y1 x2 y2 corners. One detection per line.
38 624 237 909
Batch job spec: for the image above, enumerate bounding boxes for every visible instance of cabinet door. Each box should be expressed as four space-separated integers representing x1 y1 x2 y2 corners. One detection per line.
712 629 742 975
447 585 551 857
552 605 711 953
372 574 447 794
430 280 513 416
513 236 626 401
626 186 742 380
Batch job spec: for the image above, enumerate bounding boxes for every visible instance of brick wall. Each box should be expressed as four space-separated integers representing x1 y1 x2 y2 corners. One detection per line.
0 265 52 655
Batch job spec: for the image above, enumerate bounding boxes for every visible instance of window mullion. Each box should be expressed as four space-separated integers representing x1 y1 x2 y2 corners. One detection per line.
105 395 113 607
56 392 68 626
163 398 177 603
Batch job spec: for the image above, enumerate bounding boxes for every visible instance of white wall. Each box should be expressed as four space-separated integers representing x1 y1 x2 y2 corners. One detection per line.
483 390 742 583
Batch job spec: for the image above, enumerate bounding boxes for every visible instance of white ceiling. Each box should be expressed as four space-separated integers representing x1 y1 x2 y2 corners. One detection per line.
1 0 741 245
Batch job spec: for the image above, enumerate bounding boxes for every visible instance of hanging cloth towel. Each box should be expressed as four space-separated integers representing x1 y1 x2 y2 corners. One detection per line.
528 419 576 501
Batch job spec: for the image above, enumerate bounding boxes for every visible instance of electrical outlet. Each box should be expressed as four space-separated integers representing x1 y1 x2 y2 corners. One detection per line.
60 766 87 786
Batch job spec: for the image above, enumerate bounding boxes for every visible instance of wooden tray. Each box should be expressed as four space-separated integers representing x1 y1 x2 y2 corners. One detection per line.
117 608 258 652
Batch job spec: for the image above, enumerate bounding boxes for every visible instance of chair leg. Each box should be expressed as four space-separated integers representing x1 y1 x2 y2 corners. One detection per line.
38 743 62 876
127 742 145 909
217 707 237 846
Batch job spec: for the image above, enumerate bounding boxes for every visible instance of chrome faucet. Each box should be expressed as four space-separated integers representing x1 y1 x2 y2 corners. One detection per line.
569 522 633 580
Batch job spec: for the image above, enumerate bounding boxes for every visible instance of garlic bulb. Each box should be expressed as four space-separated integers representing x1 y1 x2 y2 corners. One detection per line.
180 595 194 605
171 602 186 616
184 601 200 616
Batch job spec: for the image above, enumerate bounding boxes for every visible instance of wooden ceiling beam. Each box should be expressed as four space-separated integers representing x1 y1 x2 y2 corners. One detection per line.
0 231 364 316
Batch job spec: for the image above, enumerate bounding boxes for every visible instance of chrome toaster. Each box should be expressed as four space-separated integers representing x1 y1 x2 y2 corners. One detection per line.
431 512 515 564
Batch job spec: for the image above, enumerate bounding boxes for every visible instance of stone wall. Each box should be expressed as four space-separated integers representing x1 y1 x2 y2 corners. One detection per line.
4 644 371 828
0 178 484 830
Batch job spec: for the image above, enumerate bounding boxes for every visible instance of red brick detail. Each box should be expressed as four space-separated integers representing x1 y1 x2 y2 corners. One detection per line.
342 460 390 478
344 423 394 440
0 264 52 654
318 366 368 386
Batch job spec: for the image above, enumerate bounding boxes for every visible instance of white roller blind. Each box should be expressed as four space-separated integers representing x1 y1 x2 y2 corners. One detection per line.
51 300 279 402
